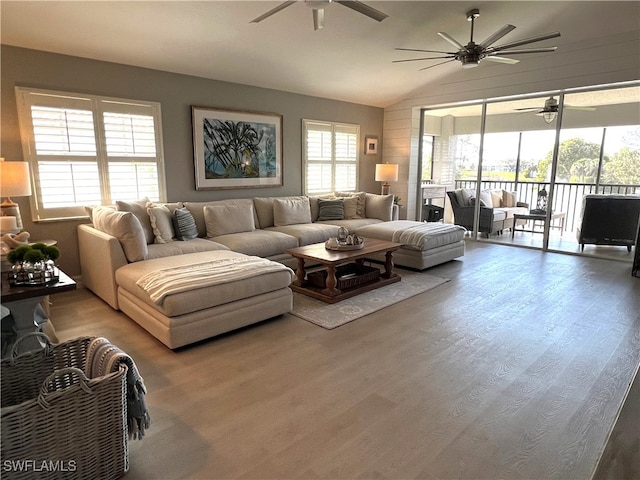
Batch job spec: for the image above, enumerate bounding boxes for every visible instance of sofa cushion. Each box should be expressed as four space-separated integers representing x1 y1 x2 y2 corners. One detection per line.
365 193 394 221
317 198 344 221
204 204 256 237
316 218 382 233
267 223 340 246
92 206 148 262
147 238 230 259
115 250 294 317
273 197 312 226
211 230 299 257
172 207 199 241
116 197 154 245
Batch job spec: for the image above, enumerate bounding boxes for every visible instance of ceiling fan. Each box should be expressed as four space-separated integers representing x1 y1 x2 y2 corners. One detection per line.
394 8 560 71
251 0 388 31
515 96 596 123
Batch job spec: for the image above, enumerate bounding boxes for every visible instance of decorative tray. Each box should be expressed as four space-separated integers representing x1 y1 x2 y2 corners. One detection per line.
325 241 364 251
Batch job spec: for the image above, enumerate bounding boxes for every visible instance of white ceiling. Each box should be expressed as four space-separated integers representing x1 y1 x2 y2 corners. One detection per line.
2 1 639 108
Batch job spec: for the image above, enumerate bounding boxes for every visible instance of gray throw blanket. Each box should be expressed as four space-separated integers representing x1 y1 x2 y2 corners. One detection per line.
85 337 151 440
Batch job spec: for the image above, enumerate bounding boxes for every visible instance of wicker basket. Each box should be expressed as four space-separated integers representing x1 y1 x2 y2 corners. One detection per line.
307 264 380 290
1 334 128 480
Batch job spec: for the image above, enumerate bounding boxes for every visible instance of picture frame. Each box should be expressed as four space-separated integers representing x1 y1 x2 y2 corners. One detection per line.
365 137 378 155
192 106 283 189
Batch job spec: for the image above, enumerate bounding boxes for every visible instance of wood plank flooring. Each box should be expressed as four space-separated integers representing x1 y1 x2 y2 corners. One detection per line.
49 241 640 479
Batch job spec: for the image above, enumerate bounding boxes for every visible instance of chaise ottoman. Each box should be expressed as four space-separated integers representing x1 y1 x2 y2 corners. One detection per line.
354 220 466 270
115 250 294 349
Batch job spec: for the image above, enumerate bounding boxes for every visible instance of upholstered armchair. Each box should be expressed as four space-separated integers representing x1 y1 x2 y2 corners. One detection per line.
576 194 640 251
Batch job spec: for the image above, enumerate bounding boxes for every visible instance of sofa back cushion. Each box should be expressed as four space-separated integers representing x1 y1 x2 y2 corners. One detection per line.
92 206 148 262
184 199 258 236
273 197 312 226
365 193 394 221
204 204 256 237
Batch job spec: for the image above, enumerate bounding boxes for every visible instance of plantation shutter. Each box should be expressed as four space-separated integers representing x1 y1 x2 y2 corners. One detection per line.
303 120 359 195
15 88 166 221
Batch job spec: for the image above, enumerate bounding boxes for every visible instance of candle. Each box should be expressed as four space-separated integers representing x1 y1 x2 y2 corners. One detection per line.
0 216 18 233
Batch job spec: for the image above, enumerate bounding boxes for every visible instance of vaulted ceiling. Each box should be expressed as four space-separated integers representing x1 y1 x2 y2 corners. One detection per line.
1 1 639 108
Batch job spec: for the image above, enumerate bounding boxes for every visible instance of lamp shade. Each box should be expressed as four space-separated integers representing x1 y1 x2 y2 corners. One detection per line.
0 159 32 198
375 163 398 182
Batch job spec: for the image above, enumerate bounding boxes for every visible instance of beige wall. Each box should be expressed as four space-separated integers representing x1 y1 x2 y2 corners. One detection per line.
0 45 384 276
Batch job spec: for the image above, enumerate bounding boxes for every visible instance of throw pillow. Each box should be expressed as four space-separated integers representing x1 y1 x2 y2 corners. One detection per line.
116 197 154 245
204 204 256 237
273 197 312 226
461 188 474 206
335 191 366 218
490 189 503 208
172 207 199 241
147 204 176 244
342 196 359 219
317 199 344 221
502 190 517 208
479 190 493 208
365 193 394 221
91 206 148 262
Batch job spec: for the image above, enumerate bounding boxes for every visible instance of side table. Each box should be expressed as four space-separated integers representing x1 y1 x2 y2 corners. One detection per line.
1 268 76 354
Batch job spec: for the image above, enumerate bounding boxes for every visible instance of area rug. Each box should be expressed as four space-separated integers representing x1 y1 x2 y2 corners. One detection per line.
290 269 450 329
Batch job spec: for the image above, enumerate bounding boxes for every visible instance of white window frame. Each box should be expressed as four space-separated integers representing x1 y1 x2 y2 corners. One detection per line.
15 87 166 221
302 119 360 195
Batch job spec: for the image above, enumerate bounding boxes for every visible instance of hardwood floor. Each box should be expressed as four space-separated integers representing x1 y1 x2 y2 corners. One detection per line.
49 241 640 479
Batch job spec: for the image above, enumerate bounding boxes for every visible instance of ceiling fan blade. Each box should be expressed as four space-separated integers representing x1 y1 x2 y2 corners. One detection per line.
490 32 561 52
395 47 456 55
393 55 456 63
479 24 516 49
566 105 597 111
312 8 324 30
490 47 558 55
419 59 457 71
514 107 542 111
251 1 297 23
484 55 520 64
437 32 464 50
336 1 388 22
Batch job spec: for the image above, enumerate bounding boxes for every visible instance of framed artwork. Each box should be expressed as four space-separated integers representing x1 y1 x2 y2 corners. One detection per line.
192 106 283 189
365 137 378 155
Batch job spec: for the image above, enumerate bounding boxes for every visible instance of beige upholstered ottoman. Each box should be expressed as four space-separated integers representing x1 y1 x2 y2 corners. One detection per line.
355 220 466 270
115 250 294 349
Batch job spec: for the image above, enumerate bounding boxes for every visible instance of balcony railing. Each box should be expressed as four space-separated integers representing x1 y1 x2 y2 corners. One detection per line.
454 180 640 233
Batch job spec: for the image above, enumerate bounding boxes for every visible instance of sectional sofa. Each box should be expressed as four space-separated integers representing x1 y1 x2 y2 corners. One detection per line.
78 192 465 348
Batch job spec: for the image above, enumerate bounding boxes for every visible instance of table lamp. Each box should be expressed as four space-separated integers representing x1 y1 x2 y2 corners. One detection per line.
375 163 398 195
0 158 32 231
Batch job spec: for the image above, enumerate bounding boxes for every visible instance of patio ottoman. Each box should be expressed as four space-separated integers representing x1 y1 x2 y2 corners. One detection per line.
115 250 294 349
355 220 466 270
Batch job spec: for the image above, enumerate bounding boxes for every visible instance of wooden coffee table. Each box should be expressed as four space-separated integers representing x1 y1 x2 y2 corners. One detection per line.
285 237 402 304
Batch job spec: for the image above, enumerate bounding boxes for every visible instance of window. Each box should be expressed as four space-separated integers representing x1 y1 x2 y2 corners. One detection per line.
303 119 359 195
16 87 166 221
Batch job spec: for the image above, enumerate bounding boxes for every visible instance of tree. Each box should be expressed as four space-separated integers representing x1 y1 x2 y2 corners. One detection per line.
570 157 599 183
536 138 601 181
601 147 640 184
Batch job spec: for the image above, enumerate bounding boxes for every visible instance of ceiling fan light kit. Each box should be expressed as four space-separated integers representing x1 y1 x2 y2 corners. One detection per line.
394 8 560 71
251 0 388 31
